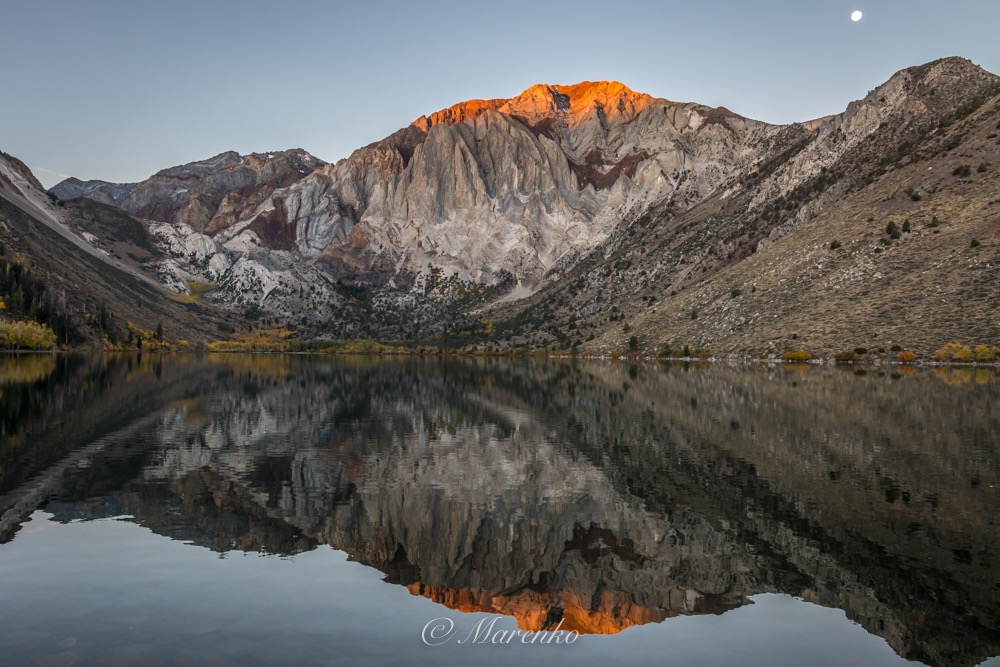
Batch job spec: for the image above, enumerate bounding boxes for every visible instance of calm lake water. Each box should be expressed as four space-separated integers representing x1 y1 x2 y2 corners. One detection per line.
1 353 998 667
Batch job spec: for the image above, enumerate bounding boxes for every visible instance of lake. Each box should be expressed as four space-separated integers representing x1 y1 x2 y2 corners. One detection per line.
1 353 998 667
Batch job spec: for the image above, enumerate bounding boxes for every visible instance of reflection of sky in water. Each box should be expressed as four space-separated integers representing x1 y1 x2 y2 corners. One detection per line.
0 512 962 667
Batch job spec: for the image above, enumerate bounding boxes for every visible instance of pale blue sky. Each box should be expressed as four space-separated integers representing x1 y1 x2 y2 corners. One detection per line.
3 0 999 187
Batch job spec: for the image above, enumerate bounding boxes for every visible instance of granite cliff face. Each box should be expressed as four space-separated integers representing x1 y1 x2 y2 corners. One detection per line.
232 81 782 288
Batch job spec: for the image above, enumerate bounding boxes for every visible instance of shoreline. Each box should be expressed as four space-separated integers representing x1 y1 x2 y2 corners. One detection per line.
3 347 1000 370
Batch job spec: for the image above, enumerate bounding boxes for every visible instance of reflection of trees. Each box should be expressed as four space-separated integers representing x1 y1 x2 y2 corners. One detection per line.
0 353 56 385
0 353 218 500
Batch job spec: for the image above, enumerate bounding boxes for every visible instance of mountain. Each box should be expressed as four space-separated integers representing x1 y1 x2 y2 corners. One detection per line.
51 149 325 234
58 84 786 288
24 56 1000 350
0 151 239 344
488 57 1000 355
52 82 789 296
266 81 786 288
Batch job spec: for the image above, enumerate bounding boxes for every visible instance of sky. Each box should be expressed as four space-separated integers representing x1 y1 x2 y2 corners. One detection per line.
3 0 999 188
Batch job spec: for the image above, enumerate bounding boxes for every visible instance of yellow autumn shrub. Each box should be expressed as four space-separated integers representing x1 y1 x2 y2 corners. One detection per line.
974 345 996 362
0 320 57 350
932 343 974 362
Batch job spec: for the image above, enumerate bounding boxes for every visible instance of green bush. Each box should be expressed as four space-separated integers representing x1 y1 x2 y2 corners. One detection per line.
829 240 842 250
971 239 981 248
781 350 813 362
953 164 971 177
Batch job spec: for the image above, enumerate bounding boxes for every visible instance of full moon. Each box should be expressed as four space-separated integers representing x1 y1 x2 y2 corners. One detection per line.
851 10 863 21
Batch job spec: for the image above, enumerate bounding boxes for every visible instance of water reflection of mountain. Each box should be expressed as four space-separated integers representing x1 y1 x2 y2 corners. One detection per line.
5 355 998 667
0 353 232 541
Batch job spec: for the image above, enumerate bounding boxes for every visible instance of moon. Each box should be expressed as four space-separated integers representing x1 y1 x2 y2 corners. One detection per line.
851 10 863 21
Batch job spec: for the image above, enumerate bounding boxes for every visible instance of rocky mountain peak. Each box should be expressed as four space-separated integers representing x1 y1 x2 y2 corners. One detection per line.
0 151 45 192
149 149 321 181
412 80 660 133
906 55 993 86
852 56 997 118
151 150 243 179
52 148 327 233
539 80 659 126
412 98 508 132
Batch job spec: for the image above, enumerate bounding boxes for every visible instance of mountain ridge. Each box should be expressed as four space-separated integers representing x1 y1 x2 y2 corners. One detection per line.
488 56 1000 355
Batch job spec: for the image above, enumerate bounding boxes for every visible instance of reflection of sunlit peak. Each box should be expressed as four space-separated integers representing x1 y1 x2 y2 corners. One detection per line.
407 583 672 635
